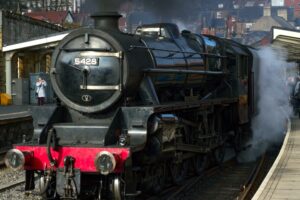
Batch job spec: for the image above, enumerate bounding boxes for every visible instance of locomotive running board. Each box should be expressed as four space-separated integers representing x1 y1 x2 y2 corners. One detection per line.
153 97 238 113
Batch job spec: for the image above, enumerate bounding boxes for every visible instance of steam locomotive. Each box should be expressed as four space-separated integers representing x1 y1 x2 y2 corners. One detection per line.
5 12 259 199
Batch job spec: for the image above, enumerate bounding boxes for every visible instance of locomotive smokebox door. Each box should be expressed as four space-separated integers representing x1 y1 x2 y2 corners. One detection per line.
56 168 81 197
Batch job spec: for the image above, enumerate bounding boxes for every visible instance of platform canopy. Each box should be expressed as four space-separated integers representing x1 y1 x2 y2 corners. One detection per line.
272 27 300 62
1 31 70 95
2 31 70 52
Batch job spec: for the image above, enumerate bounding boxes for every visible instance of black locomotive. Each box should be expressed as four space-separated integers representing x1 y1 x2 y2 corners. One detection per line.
5 12 259 199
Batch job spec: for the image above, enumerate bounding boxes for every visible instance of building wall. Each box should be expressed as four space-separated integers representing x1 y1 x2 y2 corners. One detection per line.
272 0 284 6
2 0 83 13
294 0 300 17
285 0 300 18
0 10 64 92
285 0 293 6
1 11 64 46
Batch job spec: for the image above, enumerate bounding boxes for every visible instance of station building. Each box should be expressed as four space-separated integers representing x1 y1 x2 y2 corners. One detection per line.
0 10 65 104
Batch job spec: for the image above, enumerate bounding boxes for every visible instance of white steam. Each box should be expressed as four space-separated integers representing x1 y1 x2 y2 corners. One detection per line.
238 47 294 162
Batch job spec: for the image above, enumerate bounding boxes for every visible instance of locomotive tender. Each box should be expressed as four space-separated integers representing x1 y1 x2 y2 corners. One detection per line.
5 12 259 199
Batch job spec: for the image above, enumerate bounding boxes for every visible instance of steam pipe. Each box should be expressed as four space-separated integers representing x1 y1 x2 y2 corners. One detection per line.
46 129 56 167
143 68 227 75
129 45 227 58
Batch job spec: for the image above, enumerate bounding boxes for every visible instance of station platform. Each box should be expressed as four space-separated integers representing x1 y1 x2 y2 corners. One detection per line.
253 117 300 200
0 104 55 120
0 105 31 120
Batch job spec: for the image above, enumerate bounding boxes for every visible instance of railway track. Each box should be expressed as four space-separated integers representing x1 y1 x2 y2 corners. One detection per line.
0 112 33 197
0 167 26 199
0 111 33 167
145 147 279 200
238 147 281 200
0 149 9 166
0 177 25 193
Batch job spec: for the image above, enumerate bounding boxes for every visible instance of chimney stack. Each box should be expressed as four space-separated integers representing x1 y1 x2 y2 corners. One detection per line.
278 8 287 20
91 12 122 31
264 6 271 17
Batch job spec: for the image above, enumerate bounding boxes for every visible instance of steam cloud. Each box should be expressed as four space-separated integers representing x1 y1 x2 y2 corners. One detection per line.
81 0 123 13
139 0 202 22
238 47 294 162
81 0 205 32
82 0 205 22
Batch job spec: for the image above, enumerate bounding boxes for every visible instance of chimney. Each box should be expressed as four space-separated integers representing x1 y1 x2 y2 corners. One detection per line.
263 6 271 17
278 8 288 21
91 12 122 31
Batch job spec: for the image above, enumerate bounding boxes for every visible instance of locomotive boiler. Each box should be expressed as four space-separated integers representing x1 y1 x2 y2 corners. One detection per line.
5 12 259 200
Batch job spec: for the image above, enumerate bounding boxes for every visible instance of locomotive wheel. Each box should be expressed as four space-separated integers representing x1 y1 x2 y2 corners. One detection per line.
233 130 242 153
193 155 208 175
213 145 225 164
111 176 124 200
38 176 58 200
149 165 165 193
170 161 188 185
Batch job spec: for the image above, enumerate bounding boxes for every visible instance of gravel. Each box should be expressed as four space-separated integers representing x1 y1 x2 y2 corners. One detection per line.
0 168 42 200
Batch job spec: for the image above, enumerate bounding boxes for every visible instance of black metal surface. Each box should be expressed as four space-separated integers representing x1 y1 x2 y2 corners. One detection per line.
143 68 227 75
33 106 66 144
91 12 122 31
129 45 227 58
14 12 261 200
25 170 35 191
50 27 151 113
51 29 122 110
56 168 81 196
50 17 237 113
53 123 108 145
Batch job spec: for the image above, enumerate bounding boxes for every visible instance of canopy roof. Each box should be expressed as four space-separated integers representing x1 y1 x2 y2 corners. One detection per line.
272 27 300 62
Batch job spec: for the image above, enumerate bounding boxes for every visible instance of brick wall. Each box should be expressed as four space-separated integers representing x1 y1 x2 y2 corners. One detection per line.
1 11 64 46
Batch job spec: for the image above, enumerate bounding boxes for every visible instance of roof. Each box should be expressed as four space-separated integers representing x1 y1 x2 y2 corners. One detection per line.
251 16 294 32
0 10 64 32
26 11 73 24
272 27 300 61
271 7 294 21
273 16 294 29
241 31 270 45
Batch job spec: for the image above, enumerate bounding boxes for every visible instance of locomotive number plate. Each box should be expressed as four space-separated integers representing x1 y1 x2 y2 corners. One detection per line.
74 57 99 66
